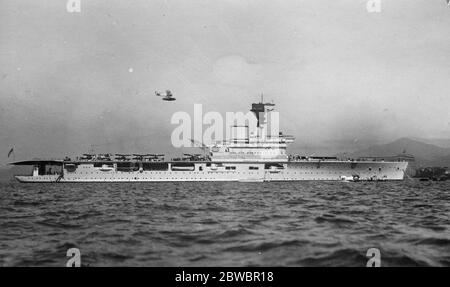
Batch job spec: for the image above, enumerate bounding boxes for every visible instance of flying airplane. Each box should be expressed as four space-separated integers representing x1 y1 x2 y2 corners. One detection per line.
155 90 176 101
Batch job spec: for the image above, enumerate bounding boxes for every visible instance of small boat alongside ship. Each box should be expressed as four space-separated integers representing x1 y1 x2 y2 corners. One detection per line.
10 100 409 183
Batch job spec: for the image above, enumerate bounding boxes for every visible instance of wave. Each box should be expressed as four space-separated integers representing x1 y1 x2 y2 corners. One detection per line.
1 181 449 266
314 214 357 225
35 220 82 229
223 239 308 253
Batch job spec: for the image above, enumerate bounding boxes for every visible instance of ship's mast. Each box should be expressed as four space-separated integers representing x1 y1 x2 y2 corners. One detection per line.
251 94 273 128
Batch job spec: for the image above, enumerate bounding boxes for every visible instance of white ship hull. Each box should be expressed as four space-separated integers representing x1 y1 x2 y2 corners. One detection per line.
15 161 408 183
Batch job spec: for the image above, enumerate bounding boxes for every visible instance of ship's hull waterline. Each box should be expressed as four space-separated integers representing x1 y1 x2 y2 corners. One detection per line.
15 161 408 183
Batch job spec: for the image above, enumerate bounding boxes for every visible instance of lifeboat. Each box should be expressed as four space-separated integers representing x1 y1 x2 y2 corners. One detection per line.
171 166 195 171
269 166 281 173
99 164 114 171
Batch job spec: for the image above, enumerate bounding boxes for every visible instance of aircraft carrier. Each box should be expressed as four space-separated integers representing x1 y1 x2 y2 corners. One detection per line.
11 100 408 182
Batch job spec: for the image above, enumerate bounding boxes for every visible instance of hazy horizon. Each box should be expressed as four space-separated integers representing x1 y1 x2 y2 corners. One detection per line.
1 0 450 166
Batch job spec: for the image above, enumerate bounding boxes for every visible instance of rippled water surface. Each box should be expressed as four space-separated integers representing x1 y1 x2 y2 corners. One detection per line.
0 180 449 266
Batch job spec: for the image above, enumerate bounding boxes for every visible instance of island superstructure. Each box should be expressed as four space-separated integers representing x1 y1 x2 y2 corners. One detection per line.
11 100 409 182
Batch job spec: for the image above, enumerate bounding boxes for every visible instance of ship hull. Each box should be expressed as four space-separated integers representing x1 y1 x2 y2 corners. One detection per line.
15 161 408 183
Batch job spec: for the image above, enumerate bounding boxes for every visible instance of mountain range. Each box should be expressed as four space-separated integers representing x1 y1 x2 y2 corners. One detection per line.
343 137 450 168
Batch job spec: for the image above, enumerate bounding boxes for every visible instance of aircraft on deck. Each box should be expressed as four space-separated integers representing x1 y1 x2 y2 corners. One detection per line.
115 154 132 161
147 154 165 161
183 153 203 161
97 153 112 161
79 154 95 160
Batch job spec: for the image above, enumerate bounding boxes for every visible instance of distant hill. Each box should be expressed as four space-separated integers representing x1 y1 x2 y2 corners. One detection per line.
412 138 450 149
345 138 450 168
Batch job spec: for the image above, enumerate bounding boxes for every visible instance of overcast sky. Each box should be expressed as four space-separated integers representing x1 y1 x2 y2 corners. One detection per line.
1 0 450 165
